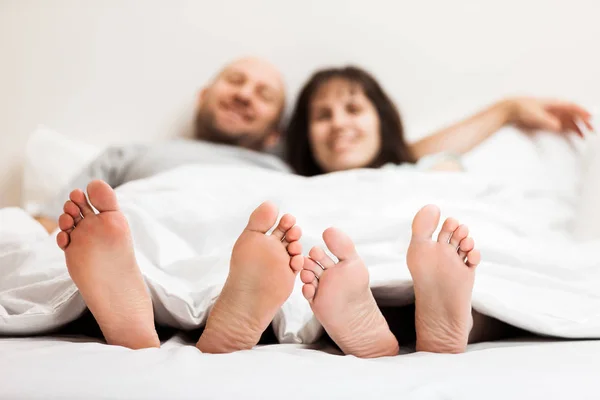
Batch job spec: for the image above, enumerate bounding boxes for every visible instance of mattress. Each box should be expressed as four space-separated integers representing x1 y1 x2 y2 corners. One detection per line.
1 335 599 399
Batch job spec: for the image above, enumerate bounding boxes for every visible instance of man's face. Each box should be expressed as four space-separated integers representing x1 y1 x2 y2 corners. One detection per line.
195 58 285 151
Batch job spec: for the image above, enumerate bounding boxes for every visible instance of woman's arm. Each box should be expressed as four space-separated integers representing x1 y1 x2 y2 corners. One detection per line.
410 98 594 159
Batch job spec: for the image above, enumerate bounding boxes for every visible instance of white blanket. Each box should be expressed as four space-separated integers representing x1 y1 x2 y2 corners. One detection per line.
1 160 599 343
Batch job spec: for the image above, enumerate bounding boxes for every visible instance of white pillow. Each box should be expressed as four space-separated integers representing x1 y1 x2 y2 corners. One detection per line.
573 134 600 240
461 126 586 196
22 126 103 215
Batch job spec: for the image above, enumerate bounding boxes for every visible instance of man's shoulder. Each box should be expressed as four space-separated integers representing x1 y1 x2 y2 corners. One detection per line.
158 138 292 172
156 138 265 155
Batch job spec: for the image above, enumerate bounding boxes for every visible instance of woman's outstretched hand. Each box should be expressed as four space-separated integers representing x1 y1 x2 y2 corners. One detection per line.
504 97 595 137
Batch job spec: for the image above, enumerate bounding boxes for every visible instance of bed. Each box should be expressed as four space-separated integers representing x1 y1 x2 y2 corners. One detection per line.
1 126 599 400
2 334 599 399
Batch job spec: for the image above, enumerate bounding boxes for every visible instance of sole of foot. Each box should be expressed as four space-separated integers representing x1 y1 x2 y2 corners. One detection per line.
57 180 159 349
300 227 399 358
196 201 304 353
407 204 481 354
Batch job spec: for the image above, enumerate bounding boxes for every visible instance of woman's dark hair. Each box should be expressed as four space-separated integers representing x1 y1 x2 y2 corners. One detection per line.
285 66 415 176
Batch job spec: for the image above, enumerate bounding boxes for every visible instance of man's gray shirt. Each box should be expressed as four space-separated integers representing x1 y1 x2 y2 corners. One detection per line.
40 139 291 219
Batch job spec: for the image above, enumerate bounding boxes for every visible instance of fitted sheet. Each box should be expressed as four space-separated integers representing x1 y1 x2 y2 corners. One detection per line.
1 335 599 400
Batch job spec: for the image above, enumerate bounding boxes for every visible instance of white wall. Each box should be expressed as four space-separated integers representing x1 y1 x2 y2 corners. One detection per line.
1 0 599 207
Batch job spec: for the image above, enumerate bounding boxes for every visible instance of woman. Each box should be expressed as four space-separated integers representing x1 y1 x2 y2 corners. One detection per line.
285 66 593 175
283 66 594 358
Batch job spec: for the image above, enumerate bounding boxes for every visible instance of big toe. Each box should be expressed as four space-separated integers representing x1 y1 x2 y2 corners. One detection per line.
246 201 279 234
87 180 119 212
322 227 358 262
411 204 441 240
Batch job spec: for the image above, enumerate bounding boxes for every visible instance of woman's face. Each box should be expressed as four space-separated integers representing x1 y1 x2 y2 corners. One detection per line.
308 78 382 173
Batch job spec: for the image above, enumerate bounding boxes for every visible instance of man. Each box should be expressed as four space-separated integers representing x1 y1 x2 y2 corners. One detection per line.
35 56 290 232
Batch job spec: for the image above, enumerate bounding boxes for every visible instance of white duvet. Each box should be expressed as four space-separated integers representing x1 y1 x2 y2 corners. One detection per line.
1 134 599 343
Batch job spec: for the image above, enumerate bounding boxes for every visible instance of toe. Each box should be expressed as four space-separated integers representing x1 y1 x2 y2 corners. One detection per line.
63 200 82 225
466 249 481 268
458 237 474 260
308 246 335 270
302 283 317 303
58 213 75 232
271 214 296 241
322 227 358 262
287 241 302 256
411 204 441 240
449 224 469 248
303 256 325 280
56 231 70 250
284 225 302 243
300 268 318 284
290 255 304 272
437 218 460 244
69 189 94 217
87 180 119 212
246 201 279 234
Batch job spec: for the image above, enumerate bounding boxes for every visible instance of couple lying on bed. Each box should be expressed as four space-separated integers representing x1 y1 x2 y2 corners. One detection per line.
50 57 593 357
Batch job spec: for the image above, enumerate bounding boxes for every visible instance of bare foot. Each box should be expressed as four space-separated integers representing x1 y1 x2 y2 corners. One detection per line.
407 204 481 354
56 180 159 349
300 228 399 358
196 202 303 353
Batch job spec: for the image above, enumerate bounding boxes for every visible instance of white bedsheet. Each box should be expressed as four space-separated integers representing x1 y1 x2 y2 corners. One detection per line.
1 161 599 343
1 335 599 399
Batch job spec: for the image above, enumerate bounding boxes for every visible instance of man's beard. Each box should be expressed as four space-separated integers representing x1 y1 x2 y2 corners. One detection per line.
193 108 268 151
